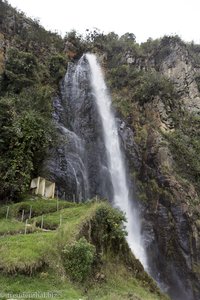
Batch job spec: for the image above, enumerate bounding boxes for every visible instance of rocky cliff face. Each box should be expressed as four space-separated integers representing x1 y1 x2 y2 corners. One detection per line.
41 56 114 202
39 36 200 300
40 37 200 299
158 39 200 113
116 37 200 300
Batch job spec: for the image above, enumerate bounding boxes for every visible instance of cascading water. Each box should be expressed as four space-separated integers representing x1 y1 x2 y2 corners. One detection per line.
63 56 114 201
44 52 196 300
86 53 148 269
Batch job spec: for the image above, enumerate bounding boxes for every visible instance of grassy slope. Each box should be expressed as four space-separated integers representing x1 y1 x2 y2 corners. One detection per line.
0 197 169 300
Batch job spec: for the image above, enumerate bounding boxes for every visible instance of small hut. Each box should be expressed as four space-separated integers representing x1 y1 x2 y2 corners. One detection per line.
30 177 55 198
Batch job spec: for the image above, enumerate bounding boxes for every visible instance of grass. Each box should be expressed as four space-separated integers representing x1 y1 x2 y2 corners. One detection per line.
0 197 169 300
0 272 82 300
0 232 55 274
31 201 99 230
0 219 33 235
0 262 168 300
0 200 101 275
0 196 76 219
55 201 103 251
85 261 169 300
0 262 169 300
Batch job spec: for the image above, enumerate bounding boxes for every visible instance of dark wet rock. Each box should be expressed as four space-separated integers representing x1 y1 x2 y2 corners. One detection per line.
144 202 195 300
118 119 142 171
41 56 113 202
158 39 200 113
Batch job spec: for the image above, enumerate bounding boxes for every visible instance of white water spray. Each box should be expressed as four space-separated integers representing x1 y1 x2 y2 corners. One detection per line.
86 53 148 269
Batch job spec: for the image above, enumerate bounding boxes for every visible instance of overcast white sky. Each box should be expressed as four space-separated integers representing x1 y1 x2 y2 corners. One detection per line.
8 0 200 44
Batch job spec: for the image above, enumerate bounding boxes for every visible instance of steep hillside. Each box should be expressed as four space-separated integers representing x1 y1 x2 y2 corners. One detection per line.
0 0 67 200
0 196 168 300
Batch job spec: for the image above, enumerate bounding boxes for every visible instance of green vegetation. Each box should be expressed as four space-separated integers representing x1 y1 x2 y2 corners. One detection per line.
167 112 200 193
1 0 200 298
0 197 75 219
0 232 55 274
0 95 54 199
86 261 166 300
133 71 176 105
2 48 39 92
91 204 127 253
0 198 100 277
49 54 67 84
62 237 95 282
0 197 168 300
108 66 176 116
32 204 91 229
0 273 82 300
0 267 168 300
0 1 199 295
0 219 29 235
84 31 177 121
0 1 68 200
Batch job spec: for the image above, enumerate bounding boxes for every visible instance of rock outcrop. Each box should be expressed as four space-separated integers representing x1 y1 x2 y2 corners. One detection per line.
118 38 200 300
41 57 113 202
158 39 200 113
0 33 5 74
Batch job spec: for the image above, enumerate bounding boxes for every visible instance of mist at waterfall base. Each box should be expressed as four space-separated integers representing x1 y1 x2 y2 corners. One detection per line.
85 53 148 270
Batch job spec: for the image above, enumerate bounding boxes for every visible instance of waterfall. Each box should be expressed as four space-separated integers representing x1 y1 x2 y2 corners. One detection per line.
86 53 148 269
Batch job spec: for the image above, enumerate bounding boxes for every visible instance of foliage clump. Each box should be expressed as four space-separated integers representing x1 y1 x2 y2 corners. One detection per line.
134 71 176 105
167 112 200 191
1 48 39 93
49 54 67 84
0 97 53 199
62 237 95 282
91 204 127 254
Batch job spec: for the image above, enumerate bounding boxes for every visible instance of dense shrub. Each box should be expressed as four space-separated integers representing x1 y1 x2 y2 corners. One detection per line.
95 205 126 238
18 85 53 117
49 54 67 84
167 113 200 190
107 64 141 89
0 95 53 199
62 237 95 282
2 48 39 93
92 204 127 253
134 71 176 105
